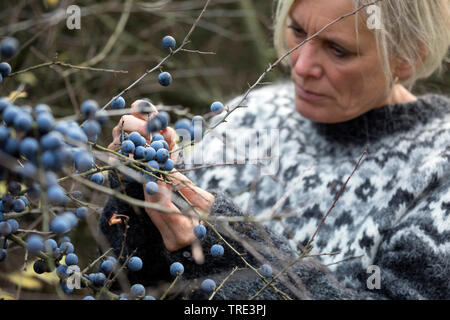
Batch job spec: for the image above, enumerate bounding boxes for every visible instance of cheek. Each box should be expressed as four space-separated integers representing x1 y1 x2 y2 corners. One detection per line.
289 53 299 70
328 60 380 107
329 67 364 102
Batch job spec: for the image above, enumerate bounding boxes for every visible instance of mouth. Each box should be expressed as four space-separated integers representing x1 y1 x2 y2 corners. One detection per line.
295 84 326 101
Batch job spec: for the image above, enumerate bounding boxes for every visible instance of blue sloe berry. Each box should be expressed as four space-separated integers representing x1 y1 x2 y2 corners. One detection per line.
81 100 99 117
259 264 272 278
147 117 162 133
127 256 143 272
1 37 19 58
145 181 159 195
33 259 47 274
134 146 146 159
147 160 159 171
65 253 78 266
101 260 114 275
0 221 12 236
169 262 184 276
0 249 6 262
210 101 224 113
161 158 174 171
201 279 216 293
0 62 11 77
76 207 88 220
94 272 106 286
152 133 164 141
158 72 172 87
129 131 145 147
36 112 54 132
130 284 146 298
194 224 206 239
111 96 125 110
155 148 169 163
6 219 19 233
150 141 164 151
56 265 69 279
162 36 176 50
210 244 224 257
91 172 105 185
59 242 75 255
12 199 25 213
26 234 44 254
121 140 135 154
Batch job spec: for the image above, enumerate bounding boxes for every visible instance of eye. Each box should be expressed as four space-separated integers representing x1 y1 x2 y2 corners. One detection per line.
288 24 306 38
330 44 348 58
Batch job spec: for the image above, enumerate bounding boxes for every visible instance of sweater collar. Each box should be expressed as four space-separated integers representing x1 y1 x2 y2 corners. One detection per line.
309 94 449 145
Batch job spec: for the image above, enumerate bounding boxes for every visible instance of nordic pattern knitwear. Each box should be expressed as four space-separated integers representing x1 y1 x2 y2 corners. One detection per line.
100 81 450 299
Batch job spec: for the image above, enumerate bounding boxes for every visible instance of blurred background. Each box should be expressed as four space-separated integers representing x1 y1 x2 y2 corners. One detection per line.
0 0 448 299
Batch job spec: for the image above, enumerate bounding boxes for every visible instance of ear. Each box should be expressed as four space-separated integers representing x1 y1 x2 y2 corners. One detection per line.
392 57 413 81
393 43 427 81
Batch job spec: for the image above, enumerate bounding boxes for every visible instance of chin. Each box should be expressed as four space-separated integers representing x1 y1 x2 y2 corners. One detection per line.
294 96 339 123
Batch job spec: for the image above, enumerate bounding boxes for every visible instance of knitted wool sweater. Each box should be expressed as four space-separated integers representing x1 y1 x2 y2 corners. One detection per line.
99 81 450 300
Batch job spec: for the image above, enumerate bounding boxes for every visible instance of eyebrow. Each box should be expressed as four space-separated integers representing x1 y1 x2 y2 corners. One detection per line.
288 14 355 49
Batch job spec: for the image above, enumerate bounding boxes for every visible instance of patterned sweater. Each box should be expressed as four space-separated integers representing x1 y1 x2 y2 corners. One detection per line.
99 81 450 300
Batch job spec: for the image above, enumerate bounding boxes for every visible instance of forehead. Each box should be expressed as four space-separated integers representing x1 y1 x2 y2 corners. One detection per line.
289 0 374 49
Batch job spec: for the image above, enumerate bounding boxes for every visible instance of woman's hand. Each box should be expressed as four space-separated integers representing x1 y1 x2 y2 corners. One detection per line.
108 99 215 252
107 99 179 164
144 170 214 252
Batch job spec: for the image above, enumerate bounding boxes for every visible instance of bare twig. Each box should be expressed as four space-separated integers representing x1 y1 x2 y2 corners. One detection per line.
81 248 114 274
248 246 312 300
208 266 240 300
8 61 128 77
160 274 181 300
306 146 368 248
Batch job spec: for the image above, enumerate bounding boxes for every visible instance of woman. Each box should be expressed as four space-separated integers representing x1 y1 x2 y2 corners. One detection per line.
100 0 450 299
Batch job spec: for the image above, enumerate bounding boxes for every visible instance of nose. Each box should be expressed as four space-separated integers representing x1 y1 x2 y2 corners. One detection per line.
292 41 323 79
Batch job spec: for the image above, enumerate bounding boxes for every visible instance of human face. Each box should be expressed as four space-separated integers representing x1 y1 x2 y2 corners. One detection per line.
287 0 393 123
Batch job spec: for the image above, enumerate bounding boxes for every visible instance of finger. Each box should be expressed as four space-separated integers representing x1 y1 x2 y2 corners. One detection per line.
130 99 158 121
169 143 179 164
168 171 214 212
160 127 177 151
111 124 122 140
107 138 122 151
143 183 199 234
144 180 173 206
169 171 194 189
113 115 149 139
143 195 181 241
142 179 200 251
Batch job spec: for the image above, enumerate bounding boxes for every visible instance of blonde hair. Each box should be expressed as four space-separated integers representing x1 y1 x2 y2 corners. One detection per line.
273 0 450 91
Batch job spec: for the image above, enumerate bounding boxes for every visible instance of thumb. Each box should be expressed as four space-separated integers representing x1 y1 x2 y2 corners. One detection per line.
130 99 158 121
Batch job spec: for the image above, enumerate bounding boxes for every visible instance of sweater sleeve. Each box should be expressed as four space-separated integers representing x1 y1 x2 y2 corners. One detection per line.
98 172 362 299
98 171 345 299
98 170 449 300
368 174 450 299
